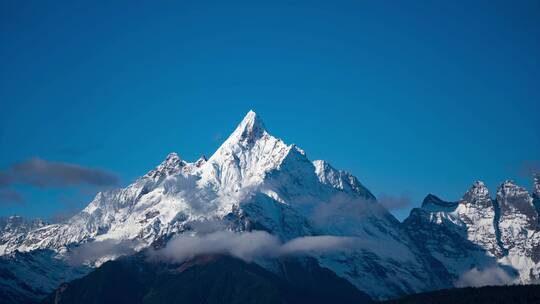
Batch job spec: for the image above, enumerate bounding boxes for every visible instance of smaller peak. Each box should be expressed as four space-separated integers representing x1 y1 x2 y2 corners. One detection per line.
497 180 528 197
165 152 180 162
148 152 184 178
290 144 306 156
463 181 490 201
500 180 517 188
195 155 207 167
422 194 456 208
423 194 441 204
472 181 486 188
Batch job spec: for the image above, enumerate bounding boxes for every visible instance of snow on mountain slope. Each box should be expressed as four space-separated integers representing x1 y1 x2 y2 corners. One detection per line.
404 178 540 285
0 250 89 303
497 180 538 251
0 111 450 301
456 181 502 257
496 180 540 281
0 216 48 254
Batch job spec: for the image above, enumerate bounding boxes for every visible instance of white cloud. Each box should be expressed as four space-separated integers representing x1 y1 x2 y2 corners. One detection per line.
279 235 358 255
455 267 513 287
377 192 413 211
68 239 138 266
148 230 362 263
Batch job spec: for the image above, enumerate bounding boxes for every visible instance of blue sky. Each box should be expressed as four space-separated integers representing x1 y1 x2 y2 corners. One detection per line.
1 0 539 221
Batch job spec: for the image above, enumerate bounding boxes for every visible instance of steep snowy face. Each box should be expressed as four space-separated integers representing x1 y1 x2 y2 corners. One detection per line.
496 180 539 264
192 112 446 299
0 216 48 254
313 160 374 199
199 110 294 193
455 181 502 257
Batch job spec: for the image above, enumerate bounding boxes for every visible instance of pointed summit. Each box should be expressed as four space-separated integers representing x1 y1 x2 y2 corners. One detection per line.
473 181 486 188
147 152 184 178
195 155 207 168
229 110 266 142
466 180 489 197
421 194 456 209
459 180 492 209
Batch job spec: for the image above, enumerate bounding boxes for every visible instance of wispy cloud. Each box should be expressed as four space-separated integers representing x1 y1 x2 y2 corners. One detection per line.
68 239 138 266
279 235 358 255
455 267 513 287
377 192 413 211
0 157 119 205
310 193 381 228
148 230 363 264
0 157 119 188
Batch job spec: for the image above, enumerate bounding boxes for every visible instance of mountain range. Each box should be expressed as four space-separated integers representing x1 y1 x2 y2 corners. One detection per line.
1 110 539 303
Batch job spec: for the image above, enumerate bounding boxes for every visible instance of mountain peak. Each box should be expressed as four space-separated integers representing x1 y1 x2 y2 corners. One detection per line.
465 181 490 198
165 152 180 161
497 180 528 197
422 194 450 206
473 181 486 188
458 181 492 209
421 194 457 210
195 155 207 167
230 110 266 142
147 152 184 178
501 180 516 187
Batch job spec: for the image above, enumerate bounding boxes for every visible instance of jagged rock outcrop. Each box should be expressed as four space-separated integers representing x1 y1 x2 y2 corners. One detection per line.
404 178 540 285
455 181 502 257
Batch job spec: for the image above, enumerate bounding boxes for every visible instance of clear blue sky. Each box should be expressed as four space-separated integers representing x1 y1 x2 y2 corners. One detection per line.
1 0 539 221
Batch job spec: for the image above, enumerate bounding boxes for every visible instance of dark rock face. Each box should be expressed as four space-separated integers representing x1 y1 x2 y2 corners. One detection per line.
42 254 372 304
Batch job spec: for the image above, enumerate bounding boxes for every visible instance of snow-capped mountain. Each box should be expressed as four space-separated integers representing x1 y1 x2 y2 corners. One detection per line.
1 111 539 302
0 216 48 252
404 177 540 285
